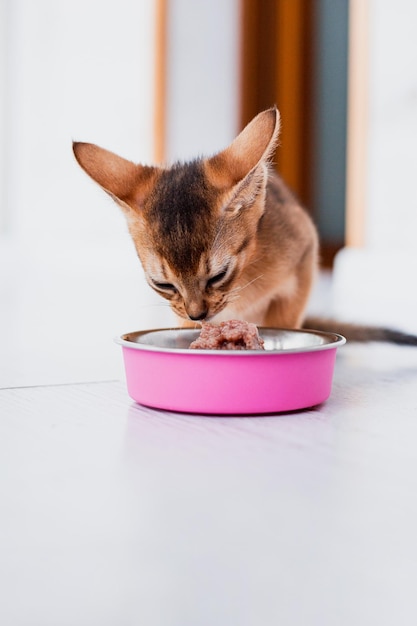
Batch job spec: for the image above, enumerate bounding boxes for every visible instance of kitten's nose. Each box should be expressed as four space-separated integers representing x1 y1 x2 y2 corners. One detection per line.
188 309 208 321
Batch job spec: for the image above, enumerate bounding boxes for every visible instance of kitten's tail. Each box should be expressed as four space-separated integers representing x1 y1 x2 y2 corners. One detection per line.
303 316 417 346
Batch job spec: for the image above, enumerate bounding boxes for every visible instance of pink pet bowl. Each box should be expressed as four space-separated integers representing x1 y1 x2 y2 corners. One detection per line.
115 328 346 415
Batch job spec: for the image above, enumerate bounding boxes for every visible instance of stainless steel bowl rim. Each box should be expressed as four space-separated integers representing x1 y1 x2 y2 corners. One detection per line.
115 327 346 355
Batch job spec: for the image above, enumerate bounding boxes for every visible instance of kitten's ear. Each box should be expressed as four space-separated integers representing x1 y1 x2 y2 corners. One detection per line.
206 107 280 187
72 142 156 212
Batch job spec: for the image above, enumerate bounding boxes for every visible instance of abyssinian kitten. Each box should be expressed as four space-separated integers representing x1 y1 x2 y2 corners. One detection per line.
73 107 417 345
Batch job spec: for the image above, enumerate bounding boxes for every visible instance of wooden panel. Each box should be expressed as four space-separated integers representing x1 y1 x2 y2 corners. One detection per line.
240 0 278 127
154 0 167 164
275 0 306 195
240 0 313 208
345 0 368 247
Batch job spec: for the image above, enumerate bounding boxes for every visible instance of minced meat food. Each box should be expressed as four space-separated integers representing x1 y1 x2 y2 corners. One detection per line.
189 320 265 350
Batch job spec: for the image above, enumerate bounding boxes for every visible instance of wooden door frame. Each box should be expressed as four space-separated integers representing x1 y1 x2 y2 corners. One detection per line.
240 0 314 210
154 0 167 164
345 0 368 247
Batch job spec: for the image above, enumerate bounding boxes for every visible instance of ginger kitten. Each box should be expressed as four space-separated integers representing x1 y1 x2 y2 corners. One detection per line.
73 107 417 345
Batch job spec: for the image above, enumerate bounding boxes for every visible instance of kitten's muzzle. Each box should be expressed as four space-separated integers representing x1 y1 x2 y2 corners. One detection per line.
188 309 208 322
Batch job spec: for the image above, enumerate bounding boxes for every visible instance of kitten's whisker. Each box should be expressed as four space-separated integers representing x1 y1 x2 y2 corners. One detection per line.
211 219 229 251
224 274 264 309
176 320 201 329
229 273 264 295
246 254 267 268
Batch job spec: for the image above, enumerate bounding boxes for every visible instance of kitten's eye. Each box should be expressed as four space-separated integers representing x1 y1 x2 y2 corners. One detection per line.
154 281 176 292
206 269 228 288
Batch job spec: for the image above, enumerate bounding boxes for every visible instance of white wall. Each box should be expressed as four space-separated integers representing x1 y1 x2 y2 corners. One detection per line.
2 0 156 241
365 0 417 249
165 0 240 162
0 0 9 233
333 0 417 332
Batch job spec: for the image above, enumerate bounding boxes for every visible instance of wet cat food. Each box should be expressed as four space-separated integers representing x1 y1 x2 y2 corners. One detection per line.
189 320 265 350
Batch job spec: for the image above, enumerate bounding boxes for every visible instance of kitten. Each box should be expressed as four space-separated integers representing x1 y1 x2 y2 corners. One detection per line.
73 107 417 345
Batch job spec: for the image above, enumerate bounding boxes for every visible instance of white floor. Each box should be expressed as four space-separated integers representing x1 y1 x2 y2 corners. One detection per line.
2 240 417 626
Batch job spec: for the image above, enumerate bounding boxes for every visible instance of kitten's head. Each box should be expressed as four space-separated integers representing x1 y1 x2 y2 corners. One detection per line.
73 107 280 321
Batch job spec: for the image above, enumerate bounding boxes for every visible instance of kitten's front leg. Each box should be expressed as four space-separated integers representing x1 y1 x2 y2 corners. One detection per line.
263 251 317 329
262 296 307 329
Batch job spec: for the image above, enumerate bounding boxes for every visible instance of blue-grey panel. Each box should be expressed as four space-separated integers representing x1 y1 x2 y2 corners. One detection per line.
313 0 349 242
